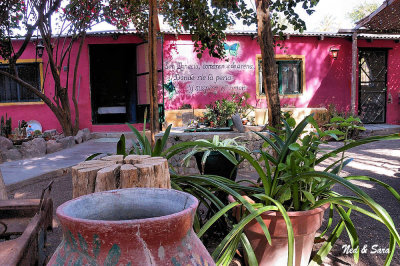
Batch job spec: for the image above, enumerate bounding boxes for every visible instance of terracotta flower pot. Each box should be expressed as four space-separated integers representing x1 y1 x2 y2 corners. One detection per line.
244 204 329 266
227 195 328 266
48 188 215 266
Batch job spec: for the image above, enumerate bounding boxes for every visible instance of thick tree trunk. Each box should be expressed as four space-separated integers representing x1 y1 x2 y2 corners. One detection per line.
148 0 160 146
256 0 281 130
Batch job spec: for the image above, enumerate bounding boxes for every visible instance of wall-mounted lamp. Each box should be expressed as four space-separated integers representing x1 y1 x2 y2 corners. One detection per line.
36 40 45 58
329 47 340 60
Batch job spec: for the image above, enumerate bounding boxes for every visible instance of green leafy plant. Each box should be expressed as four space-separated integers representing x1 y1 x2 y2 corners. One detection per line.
126 108 172 157
182 135 247 173
164 115 400 265
204 93 254 127
33 129 42 137
85 109 172 160
316 104 364 139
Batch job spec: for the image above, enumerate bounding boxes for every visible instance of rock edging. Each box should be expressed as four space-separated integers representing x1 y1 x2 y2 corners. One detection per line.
0 128 92 163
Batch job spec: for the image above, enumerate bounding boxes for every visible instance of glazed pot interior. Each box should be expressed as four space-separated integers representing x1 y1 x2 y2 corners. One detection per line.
61 189 196 221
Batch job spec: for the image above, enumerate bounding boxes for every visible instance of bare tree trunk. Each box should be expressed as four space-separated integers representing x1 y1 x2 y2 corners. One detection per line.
148 0 160 146
0 170 8 200
256 0 281 130
71 32 86 135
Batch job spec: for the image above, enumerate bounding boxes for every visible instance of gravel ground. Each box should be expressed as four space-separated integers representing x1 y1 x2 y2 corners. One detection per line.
5 139 400 265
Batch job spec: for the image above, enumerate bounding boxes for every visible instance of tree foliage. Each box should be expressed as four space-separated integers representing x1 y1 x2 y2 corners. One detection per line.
347 1 379 23
0 0 320 135
105 0 319 59
314 14 340 32
0 0 115 136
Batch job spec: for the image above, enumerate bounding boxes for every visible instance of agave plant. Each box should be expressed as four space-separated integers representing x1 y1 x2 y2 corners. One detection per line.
163 115 400 266
86 109 172 161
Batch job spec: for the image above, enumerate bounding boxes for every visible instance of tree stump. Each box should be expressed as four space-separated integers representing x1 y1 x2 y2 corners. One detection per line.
72 156 171 198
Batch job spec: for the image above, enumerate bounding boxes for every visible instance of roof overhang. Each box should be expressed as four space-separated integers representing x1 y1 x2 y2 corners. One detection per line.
355 0 400 33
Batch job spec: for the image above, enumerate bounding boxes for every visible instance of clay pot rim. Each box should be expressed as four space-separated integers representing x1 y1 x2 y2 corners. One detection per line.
56 188 198 225
228 194 330 217
260 203 330 217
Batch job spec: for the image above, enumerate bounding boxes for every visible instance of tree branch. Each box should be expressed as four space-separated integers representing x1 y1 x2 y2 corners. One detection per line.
72 32 86 134
0 69 62 118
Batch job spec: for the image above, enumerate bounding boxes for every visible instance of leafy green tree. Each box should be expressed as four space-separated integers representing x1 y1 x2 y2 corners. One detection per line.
347 1 379 23
0 0 105 136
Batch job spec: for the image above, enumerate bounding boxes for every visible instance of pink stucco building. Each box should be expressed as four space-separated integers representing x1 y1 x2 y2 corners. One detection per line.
1 29 400 133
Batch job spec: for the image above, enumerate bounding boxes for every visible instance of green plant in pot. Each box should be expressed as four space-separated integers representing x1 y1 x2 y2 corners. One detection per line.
181 135 247 181
203 93 254 128
165 115 400 266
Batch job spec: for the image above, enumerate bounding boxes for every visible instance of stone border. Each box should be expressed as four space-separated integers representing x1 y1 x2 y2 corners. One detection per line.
0 128 91 164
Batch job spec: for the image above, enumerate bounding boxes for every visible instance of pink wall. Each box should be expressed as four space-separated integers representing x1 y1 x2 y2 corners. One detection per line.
0 35 148 133
1 33 400 132
163 35 352 112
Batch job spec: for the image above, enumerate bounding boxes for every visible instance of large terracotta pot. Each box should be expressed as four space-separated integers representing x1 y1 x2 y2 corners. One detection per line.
244 204 329 266
48 188 215 266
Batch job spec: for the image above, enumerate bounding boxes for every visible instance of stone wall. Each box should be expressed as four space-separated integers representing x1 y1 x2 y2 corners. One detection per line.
156 131 269 176
0 128 91 164
164 107 327 128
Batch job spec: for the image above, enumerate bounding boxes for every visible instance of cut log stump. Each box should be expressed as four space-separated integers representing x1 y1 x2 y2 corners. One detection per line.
72 155 171 198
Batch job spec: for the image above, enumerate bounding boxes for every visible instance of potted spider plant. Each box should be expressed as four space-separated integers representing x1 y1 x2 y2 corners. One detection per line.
181 135 247 181
164 115 400 266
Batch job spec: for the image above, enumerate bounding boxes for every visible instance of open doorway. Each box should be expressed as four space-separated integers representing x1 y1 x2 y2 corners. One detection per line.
89 44 137 124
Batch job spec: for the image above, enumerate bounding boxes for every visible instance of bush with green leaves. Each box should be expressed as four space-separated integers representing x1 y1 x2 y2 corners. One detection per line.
316 104 364 139
164 114 400 265
203 93 254 127
181 135 247 173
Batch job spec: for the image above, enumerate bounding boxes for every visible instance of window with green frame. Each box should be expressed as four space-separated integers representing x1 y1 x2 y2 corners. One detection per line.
258 59 302 95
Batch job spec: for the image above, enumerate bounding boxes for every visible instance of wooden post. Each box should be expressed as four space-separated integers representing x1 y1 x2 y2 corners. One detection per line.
148 0 160 146
0 170 8 200
351 32 358 115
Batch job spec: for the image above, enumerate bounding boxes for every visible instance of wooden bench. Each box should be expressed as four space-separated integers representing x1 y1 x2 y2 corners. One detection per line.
0 171 53 266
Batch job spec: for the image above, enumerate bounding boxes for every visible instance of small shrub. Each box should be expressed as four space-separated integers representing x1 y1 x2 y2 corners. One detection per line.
203 93 254 127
